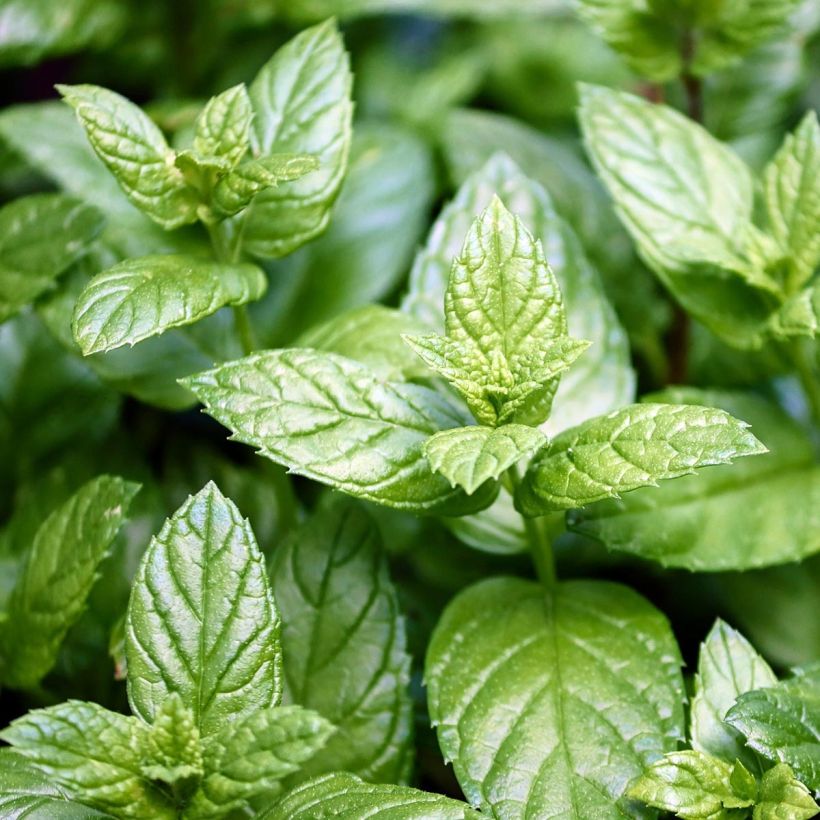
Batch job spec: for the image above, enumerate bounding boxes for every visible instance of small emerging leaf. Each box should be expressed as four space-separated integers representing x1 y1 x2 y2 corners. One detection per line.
754 763 819 820
193 83 253 168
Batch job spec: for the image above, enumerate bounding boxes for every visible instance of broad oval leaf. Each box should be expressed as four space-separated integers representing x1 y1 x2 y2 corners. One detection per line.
125 482 281 739
262 772 482 819
72 254 267 354
182 348 497 514
243 19 353 258
426 577 685 819
516 402 765 515
270 499 413 784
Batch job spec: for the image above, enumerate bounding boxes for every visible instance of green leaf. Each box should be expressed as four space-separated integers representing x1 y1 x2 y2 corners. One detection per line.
182 349 497 514
579 85 776 347
569 388 820 570
443 487 528 555
753 763 819 820
263 771 482 818
691 620 777 774
0 702 172 818
191 705 333 815
0 475 139 689
765 111 820 289
125 482 281 739
0 193 104 322
0 751 113 818
71 254 267 354
768 281 819 338
242 19 353 258
193 83 253 168
516 402 765 516
426 577 684 819
269 499 413 784
627 751 755 819
726 666 820 791
57 84 199 229
425 424 546 495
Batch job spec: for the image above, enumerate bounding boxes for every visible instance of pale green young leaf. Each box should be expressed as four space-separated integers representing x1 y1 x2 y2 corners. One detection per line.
765 111 820 288
262 772 482 819
0 193 104 322
0 475 139 689
269 500 413 784
425 424 546 495
691 620 777 773
753 763 819 820
442 487 528 555
627 751 754 819
243 19 353 258
579 85 775 347
193 83 253 168
426 577 684 819
569 389 820 570
182 349 497 514
0 751 113 819
516 403 765 516
191 705 333 815
71 254 267 354
211 153 318 217
726 666 820 791
125 482 281 739
768 281 819 338
0 701 172 818
58 84 199 229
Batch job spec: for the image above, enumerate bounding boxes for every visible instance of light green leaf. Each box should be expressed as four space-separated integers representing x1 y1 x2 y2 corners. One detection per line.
243 19 353 258
753 763 819 820
0 475 139 689
516 402 765 516
690 620 777 773
627 751 754 819
193 83 252 168
569 389 820 570
190 705 334 815
182 349 497 514
426 577 684 819
0 193 104 322
442 487 528 555
0 702 172 818
264 771 482 818
726 666 820 791
125 482 281 739
0 750 113 818
768 281 819 338
579 85 776 347
425 424 546 495
270 500 413 784
71 254 267 354
765 111 820 289
58 84 199 229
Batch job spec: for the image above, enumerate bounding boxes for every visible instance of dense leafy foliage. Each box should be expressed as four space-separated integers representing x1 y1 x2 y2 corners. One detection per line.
0 1 817 818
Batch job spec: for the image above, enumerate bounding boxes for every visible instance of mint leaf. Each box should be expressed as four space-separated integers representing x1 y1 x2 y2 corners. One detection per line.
765 111 820 289
183 349 497 514
569 389 820 570
425 424 546 495
0 475 139 689
193 83 253 168
627 751 755 819
270 500 413 784
243 19 353 258
58 84 199 229
0 701 172 818
769 281 819 338
71 254 267 354
264 772 482 819
516 403 765 515
0 193 104 322
443 487 528 555
426 577 684 818
190 705 333 814
754 763 819 820
125 482 282 739
690 620 777 773
726 665 820 791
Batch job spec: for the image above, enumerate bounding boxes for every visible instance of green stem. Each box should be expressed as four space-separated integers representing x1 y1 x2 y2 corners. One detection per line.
233 304 256 357
791 339 820 425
